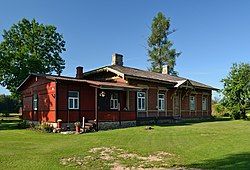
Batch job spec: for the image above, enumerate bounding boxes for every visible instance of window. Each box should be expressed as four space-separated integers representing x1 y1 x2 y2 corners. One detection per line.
158 93 165 111
33 93 38 111
110 93 118 109
202 97 207 111
137 92 146 111
68 91 79 109
190 96 196 111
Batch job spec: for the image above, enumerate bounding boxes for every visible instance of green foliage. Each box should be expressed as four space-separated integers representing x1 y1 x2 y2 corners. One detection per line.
0 18 66 96
38 122 53 133
0 94 19 114
17 120 29 129
212 102 229 117
147 12 181 75
221 63 250 119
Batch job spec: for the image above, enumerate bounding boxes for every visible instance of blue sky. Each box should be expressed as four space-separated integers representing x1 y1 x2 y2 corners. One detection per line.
0 0 249 98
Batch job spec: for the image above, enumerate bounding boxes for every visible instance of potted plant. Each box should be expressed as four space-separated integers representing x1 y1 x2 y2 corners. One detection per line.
74 122 81 133
57 119 62 128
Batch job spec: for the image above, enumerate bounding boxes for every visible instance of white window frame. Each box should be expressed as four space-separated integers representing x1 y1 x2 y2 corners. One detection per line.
137 92 146 111
110 93 119 109
158 93 165 111
202 97 207 111
33 93 38 111
68 91 79 109
190 96 196 111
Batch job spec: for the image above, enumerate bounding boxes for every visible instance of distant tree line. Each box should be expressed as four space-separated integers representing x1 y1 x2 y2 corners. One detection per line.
0 94 19 116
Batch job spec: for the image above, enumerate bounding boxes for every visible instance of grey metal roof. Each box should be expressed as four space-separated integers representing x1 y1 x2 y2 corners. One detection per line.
84 65 219 90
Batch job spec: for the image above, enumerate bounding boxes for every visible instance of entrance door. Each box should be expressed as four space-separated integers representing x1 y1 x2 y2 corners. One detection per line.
173 94 180 117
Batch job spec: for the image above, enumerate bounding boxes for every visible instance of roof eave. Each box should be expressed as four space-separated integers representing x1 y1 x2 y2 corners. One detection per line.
125 75 176 85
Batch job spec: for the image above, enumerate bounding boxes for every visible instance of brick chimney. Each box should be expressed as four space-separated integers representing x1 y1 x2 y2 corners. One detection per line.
162 64 169 74
111 53 123 66
76 66 84 79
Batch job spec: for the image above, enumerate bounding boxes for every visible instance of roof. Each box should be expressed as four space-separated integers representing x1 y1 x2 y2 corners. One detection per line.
84 65 219 90
17 73 140 91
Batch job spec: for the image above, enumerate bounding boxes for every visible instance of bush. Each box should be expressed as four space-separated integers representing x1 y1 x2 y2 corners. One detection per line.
230 109 241 120
1 111 9 117
39 122 53 133
229 106 247 120
17 120 29 129
212 103 229 117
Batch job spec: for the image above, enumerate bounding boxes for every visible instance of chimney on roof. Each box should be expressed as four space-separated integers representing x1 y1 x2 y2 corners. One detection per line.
162 64 169 74
111 53 123 66
76 66 84 79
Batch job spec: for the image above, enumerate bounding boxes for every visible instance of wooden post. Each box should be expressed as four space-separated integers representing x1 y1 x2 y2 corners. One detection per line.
201 94 203 117
165 90 168 117
126 90 130 110
146 89 148 117
95 87 98 131
82 116 85 132
157 88 159 118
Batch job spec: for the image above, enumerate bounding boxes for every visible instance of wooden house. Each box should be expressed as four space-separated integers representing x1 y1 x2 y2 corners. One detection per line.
17 53 218 130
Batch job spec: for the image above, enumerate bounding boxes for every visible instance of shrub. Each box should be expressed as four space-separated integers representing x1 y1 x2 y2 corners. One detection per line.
39 122 53 133
1 111 9 117
230 109 241 120
17 120 29 129
212 103 229 117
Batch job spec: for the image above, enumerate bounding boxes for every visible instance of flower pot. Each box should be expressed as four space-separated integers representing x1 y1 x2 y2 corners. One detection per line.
75 125 80 133
57 119 62 128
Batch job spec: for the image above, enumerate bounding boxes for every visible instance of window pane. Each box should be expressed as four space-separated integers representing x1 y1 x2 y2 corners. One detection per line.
162 100 165 110
202 97 207 110
138 92 145 97
69 99 73 108
33 93 38 110
33 99 37 110
159 94 164 99
113 93 118 99
138 99 141 109
110 100 113 109
190 96 195 110
142 98 145 109
69 91 78 97
115 100 118 108
74 98 78 108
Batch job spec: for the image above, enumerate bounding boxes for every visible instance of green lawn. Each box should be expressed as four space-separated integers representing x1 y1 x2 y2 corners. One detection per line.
0 118 250 169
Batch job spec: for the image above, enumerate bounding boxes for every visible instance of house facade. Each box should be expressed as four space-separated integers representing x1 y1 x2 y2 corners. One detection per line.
18 53 218 130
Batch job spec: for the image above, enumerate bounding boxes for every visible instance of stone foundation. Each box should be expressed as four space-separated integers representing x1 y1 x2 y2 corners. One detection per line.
98 121 136 130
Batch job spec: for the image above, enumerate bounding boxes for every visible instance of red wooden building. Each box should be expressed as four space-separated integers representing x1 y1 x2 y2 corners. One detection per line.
18 53 218 130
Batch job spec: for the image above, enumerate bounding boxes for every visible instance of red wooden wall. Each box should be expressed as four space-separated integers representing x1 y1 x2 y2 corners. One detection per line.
22 76 56 122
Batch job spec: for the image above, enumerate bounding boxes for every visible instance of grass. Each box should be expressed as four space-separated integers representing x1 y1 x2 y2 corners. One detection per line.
0 117 250 169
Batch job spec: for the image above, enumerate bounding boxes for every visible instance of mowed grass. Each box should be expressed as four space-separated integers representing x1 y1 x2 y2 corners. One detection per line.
0 118 250 169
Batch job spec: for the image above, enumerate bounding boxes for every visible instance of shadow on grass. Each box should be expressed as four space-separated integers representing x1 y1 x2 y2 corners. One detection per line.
137 117 233 127
0 119 22 130
187 152 250 169
164 117 233 127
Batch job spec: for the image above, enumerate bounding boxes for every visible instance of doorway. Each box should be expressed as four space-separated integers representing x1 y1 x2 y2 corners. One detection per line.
173 94 180 117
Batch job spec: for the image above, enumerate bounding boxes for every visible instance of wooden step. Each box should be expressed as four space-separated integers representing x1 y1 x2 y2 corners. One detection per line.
84 122 94 127
88 120 96 124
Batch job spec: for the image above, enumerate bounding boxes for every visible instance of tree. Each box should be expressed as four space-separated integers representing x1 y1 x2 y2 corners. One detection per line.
0 94 19 116
147 12 181 75
0 18 66 96
221 63 250 119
